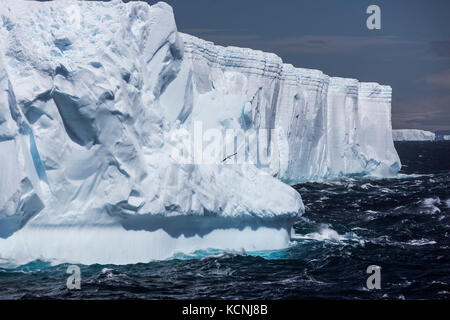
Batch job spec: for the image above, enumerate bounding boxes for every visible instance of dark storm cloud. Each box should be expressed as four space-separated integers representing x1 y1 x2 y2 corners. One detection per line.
262 35 418 54
431 38 450 58
423 69 450 89
393 95 450 131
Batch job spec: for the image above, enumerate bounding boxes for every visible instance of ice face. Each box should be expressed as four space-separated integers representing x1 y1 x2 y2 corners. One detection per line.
393 129 436 141
181 34 401 182
0 0 398 264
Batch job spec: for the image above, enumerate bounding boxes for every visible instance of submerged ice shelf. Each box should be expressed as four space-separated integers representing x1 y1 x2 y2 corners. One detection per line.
0 0 399 264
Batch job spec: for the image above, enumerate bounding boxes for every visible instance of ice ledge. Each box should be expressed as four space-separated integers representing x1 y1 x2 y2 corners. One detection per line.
0 224 293 265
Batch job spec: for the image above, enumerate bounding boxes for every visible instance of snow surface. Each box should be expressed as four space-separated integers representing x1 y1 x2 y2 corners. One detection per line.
0 0 399 264
392 129 436 141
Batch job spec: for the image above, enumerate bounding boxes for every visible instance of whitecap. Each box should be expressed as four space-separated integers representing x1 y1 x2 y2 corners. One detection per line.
291 224 362 243
406 239 436 246
420 197 441 214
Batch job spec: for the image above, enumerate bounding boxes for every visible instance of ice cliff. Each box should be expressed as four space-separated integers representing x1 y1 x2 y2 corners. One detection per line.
392 129 436 141
0 0 399 264
181 34 400 182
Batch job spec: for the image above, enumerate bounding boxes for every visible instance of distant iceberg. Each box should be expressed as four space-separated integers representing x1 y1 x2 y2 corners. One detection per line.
0 0 399 264
393 129 436 141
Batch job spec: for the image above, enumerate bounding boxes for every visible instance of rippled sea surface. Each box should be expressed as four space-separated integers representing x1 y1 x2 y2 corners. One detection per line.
1 141 449 299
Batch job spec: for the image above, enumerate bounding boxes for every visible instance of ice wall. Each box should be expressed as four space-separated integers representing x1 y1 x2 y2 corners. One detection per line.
181 34 400 182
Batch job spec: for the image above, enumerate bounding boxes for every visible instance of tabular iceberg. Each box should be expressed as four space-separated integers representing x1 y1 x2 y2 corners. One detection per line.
392 129 436 141
0 0 399 265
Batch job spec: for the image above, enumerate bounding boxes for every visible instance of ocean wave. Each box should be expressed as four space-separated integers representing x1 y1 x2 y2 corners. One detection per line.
291 224 361 243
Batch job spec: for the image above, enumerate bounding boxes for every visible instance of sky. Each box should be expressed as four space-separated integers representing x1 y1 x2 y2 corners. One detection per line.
140 0 450 132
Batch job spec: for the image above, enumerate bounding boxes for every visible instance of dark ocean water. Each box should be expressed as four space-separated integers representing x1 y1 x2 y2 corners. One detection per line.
0 141 449 299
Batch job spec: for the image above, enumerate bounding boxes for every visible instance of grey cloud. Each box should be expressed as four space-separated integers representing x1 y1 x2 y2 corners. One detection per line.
393 95 450 131
266 35 419 54
422 69 450 89
431 38 450 58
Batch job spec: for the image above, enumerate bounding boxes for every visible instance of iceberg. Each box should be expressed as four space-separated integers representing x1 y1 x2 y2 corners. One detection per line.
0 0 399 265
393 129 436 141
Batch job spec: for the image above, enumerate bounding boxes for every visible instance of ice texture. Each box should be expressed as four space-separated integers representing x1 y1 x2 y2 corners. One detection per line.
0 0 399 264
393 129 436 141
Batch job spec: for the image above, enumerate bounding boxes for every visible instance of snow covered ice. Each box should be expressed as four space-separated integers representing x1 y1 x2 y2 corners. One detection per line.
392 129 436 141
0 0 399 265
